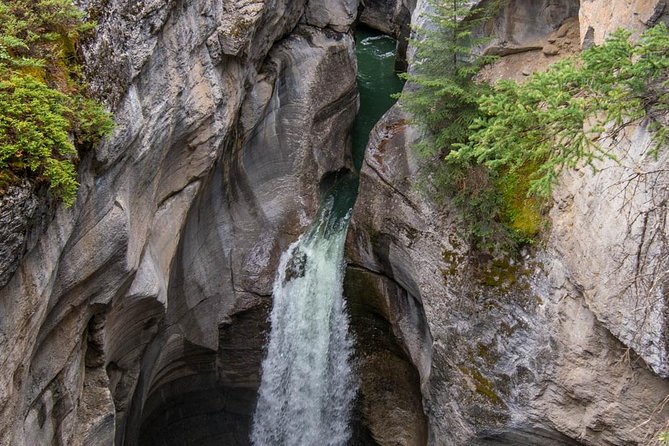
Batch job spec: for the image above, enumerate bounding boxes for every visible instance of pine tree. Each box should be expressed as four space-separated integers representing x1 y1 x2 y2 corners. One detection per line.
398 2 669 252
399 0 499 157
452 24 669 199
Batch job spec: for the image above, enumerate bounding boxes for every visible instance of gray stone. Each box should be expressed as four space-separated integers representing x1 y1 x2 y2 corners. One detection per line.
0 1 359 445
306 0 360 32
0 181 38 288
346 101 669 446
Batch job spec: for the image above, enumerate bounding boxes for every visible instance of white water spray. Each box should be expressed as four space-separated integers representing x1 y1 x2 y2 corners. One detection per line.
251 198 357 446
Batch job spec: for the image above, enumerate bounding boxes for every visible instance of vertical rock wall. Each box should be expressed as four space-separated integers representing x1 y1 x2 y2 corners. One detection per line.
0 1 361 445
346 0 669 445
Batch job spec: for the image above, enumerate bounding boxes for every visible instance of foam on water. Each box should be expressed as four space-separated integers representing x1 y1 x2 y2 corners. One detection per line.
251 199 356 446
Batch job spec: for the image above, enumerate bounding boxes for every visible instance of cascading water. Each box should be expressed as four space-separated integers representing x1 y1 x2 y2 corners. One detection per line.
251 178 358 446
251 27 405 446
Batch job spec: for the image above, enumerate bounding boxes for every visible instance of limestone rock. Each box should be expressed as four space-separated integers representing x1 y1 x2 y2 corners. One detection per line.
346 102 669 446
0 1 358 445
552 124 669 378
305 0 359 32
0 181 38 288
580 0 668 47
487 0 580 48
345 2 669 443
360 0 416 36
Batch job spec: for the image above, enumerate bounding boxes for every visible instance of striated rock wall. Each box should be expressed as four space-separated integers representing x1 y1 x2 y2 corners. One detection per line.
2 0 668 445
0 182 39 288
346 0 669 445
0 1 360 445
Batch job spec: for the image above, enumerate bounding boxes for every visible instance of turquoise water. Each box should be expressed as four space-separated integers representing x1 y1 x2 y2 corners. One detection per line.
251 27 405 446
352 27 406 171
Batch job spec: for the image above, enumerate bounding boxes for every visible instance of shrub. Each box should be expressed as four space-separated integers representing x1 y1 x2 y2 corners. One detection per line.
0 0 112 206
399 12 669 252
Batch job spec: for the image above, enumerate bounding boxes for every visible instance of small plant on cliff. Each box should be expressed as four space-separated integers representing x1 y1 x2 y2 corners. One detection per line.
0 0 113 206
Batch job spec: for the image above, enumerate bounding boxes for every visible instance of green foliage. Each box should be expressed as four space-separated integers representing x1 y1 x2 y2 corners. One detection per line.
659 431 669 445
398 0 500 157
399 13 669 252
453 24 669 198
0 0 112 206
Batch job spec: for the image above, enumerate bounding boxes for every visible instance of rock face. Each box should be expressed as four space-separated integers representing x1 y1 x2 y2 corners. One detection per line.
579 0 668 46
347 108 669 446
0 182 39 288
489 0 580 48
359 0 416 36
346 0 669 445
2 0 669 445
358 0 417 70
0 1 359 445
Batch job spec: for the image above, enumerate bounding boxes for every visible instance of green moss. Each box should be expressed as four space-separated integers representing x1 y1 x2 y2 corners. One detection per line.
478 257 519 289
441 247 463 281
459 366 506 407
500 163 546 240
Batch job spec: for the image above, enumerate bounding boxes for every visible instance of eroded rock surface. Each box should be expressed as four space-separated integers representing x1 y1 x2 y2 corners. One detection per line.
0 182 38 288
347 104 669 446
2 0 669 445
346 0 669 445
0 1 359 445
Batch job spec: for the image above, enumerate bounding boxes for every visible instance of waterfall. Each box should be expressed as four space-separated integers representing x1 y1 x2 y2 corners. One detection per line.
251 24 404 446
251 195 357 446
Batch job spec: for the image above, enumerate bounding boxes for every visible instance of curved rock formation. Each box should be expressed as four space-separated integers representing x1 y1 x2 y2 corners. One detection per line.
1 0 668 445
0 1 360 445
345 0 669 445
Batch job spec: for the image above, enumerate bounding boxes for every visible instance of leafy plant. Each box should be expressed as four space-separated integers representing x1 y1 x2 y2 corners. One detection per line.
659 431 669 445
399 13 669 252
453 24 669 199
0 0 112 206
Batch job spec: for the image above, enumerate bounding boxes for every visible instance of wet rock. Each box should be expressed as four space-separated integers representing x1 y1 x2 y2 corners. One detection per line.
0 181 37 288
285 250 308 283
359 0 417 71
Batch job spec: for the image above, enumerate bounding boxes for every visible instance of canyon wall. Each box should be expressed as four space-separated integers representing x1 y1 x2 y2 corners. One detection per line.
346 0 669 445
0 0 668 445
0 1 361 444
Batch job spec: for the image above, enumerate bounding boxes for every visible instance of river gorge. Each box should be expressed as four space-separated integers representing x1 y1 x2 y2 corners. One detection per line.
1 0 669 445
